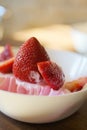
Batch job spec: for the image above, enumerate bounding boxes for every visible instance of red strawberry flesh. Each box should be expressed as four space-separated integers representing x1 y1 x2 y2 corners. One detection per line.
13 37 50 83
37 61 65 90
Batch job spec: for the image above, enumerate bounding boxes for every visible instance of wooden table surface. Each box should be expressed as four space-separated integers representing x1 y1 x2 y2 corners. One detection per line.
0 36 87 130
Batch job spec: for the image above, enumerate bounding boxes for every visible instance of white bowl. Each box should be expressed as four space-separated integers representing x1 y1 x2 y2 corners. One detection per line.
71 22 87 54
0 49 87 123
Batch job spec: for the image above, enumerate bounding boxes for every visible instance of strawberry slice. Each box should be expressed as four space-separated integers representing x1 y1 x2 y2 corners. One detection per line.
37 61 65 90
64 77 87 92
0 44 14 62
13 37 50 83
0 57 14 73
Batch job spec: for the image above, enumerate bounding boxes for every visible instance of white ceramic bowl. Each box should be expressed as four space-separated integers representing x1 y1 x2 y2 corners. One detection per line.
71 22 87 54
0 49 87 123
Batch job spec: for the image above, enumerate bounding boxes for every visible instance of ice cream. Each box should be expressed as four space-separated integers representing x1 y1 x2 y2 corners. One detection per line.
0 73 70 95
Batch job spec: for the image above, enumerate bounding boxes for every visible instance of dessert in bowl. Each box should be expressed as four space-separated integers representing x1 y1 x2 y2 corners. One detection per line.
0 37 87 123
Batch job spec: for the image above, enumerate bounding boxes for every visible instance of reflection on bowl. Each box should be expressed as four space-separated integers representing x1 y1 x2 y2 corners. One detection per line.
0 50 87 123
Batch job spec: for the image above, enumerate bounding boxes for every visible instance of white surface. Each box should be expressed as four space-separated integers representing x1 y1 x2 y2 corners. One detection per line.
0 50 87 123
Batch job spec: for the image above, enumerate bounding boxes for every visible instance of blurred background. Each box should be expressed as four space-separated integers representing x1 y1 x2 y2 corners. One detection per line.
0 0 87 53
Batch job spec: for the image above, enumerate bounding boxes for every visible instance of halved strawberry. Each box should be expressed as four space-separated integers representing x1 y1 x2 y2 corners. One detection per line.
13 37 50 83
0 44 14 61
37 61 65 90
0 57 15 73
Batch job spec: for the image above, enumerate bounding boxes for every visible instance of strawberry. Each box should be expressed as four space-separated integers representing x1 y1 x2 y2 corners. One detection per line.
0 57 14 73
13 37 50 83
37 61 65 90
0 44 14 61
64 77 87 92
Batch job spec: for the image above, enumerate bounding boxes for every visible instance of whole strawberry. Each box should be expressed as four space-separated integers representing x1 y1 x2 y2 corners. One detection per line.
13 37 50 83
